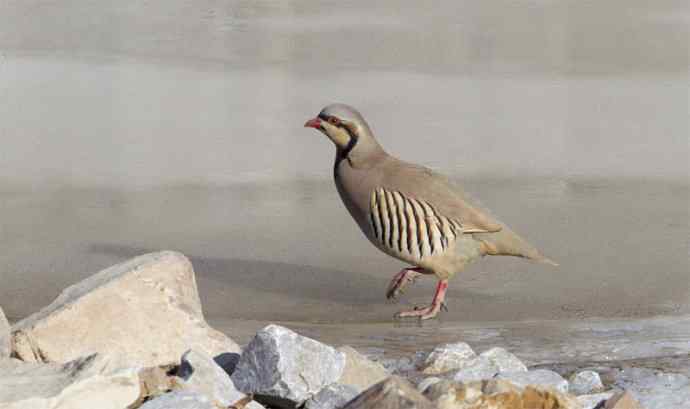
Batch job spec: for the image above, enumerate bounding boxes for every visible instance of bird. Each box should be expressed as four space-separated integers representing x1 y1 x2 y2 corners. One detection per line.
304 103 557 320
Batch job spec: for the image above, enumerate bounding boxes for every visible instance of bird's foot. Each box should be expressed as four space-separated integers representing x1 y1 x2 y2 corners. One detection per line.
394 303 443 320
394 279 449 320
386 268 424 301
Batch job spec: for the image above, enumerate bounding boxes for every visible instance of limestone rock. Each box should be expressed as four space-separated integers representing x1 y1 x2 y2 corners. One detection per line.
609 366 690 409
478 347 527 373
11 251 239 369
449 356 499 383
577 391 616 409
416 377 442 393
137 365 177 403
425 381 578 409
139 391 216 409
604 391 644 409
569 370 604 395
380 352 427 375
421 342 476 375
0 306 9 358
496 369 569 394
304 383 359 409
342 376 434 409
176 349 264 409
231 325 346 407
337 346 389 392
0 354 141 409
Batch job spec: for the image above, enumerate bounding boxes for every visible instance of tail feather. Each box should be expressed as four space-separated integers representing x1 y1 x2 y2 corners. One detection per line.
476 225 557 267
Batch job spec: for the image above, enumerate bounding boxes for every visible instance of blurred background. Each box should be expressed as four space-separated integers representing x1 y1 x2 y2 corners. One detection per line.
0 1 687 339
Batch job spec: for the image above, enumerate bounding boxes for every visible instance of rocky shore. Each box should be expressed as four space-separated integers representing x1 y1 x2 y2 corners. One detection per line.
1 252 686 409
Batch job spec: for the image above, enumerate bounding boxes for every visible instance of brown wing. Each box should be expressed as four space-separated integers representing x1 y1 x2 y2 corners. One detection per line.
379 158 503 234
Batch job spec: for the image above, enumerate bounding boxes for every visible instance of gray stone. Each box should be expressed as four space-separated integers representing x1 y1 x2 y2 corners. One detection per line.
337 346 388 392
140 391 216 409
342 376 434 409
304 383 359 409
0 354 142 409
478 347 527 373
177 349 264 409
379 352 427 375
0 306 9 358
576 391 616 409
420 342 476 375
569 370 604 395
231 325 346 407
496 369 569 393
610 367 690 409
11 251 239 369
605 391 645 409
416 377 442 393
448 356 499 383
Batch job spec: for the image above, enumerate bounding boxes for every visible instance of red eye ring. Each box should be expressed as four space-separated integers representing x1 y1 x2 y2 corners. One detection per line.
328 117 340 126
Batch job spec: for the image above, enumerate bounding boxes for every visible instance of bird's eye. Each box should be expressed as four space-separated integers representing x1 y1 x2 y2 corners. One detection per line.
328 117 340 126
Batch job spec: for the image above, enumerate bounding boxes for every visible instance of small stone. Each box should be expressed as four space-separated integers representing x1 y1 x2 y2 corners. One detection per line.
231 325 345 408
379 351 426 375
577 391 616 409
304 383 359 409
0 354 142 409
337 346 389 392
420 342 476 375
424 381 577 409
342 376 434 409
449 356 499 383
140 390 216 409
604 390 644 409
0 306 9 358
496 369 569 394
478 347 527 373
177 349 263 409
570 370 605 395
10 251 239 369
416 377 442 393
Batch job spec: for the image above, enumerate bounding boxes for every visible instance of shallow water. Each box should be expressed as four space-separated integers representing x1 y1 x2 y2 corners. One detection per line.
1 178 687 327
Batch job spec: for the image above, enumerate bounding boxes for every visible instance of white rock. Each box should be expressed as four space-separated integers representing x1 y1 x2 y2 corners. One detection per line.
0 307 9 358
496 369 569 394
140 391 216 409
0 354 142 409
177 349 264 409
304 383 359 409
11 251 239 369
449 356 499 383
569 370 604 395
478 347 527 373
337 346 388 392
416 377 442 393
576 391 616 409
231 325 346 407
421 342 476 375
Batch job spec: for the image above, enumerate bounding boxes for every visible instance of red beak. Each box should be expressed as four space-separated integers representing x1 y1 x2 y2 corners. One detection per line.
304 117 322 129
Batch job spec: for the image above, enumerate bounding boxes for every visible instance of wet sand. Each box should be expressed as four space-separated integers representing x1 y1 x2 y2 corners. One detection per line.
1 178 687 329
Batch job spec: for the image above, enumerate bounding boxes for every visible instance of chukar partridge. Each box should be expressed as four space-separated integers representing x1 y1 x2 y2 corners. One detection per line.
304 103 556 320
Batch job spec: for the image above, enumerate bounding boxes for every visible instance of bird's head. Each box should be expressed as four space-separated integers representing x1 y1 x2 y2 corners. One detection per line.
304 103 382 160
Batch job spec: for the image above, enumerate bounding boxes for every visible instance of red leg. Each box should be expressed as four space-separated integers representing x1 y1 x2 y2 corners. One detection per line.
386 267 428 300
395 279 449 320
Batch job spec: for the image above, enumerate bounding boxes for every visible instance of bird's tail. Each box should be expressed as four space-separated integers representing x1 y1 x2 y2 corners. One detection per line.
476 225 558 267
